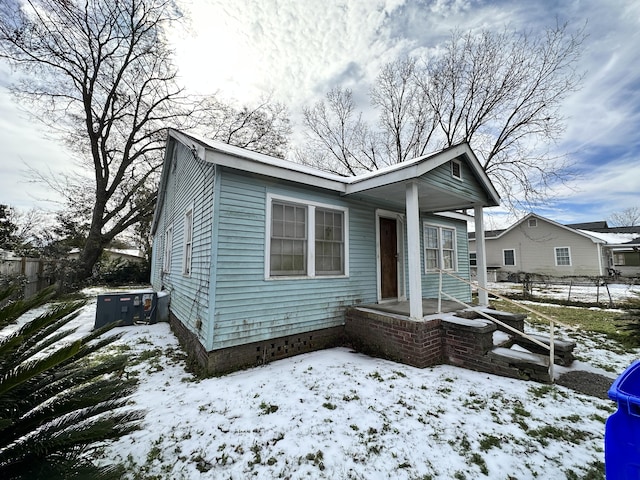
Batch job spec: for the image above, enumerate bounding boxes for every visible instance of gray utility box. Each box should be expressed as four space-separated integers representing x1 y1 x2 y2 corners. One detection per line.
94 290 159 329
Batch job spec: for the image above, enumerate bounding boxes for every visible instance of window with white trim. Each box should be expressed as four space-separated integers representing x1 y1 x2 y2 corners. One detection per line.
182 207 193 275
315 208 344 275
267 195 348 278
555 247 571 266
423 224 457 272
469 252 477 267
163 224 173 273
503 249 515 266
270 202 307 276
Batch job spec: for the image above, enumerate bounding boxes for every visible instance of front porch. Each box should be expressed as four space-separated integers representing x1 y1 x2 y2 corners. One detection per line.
359 298 464 316
344 299 569 383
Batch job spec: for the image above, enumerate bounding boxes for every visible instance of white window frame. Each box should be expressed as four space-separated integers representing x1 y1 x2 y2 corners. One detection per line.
503 249 516 266
182 205 194 276
555 246 572 266
423 223 458 273
265 193 349 279
469 251 477 267
451 159 462 180
162 223 173 273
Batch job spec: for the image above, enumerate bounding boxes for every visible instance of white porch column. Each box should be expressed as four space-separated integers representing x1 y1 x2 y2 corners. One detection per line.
406 182 423 319
474 205 489 306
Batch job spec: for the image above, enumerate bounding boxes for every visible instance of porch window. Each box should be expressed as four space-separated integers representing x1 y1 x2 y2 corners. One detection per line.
555 247 571 266
182 207 193 276
503 249 515 266
163 224 173 273
423 224 457 272
267 195 348 278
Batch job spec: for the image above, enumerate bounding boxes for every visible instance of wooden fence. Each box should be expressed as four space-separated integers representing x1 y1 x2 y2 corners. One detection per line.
0 257 56 298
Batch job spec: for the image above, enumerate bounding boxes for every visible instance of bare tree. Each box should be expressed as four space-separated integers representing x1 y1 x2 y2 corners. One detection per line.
202 96 291 158
371 57 438 165
609 207 640 227
0 0 291 282
302 22 585 208
301 87 381 175
0 0 189 280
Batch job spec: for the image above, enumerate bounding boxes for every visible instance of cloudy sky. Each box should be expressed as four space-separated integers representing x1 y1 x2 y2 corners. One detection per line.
1 0 639 229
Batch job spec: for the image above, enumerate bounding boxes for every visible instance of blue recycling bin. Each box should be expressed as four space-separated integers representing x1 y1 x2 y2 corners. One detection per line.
606 360 640 479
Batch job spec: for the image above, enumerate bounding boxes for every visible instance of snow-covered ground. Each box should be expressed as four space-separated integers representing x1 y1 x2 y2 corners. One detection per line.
41 292 636 479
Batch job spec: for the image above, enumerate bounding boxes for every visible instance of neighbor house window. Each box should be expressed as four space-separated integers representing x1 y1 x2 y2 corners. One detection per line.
614 253 625 266
469 252 477 267
503 249 515 266
163 224 173 273
423 224 457 272
528 218 537 227
451 159 462 180
267 195 348 278
182 207 193 275
555 247 571 266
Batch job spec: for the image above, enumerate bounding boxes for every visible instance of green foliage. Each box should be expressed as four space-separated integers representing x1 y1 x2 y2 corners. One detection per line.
97 258 151 285
0 288 144 479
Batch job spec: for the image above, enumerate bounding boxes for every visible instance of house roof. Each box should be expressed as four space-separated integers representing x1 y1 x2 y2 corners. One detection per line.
566 221 609 230
472 213 605 244
152 129 501 233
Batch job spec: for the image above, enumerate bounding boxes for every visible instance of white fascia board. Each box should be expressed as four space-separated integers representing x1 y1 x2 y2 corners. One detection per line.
434 210 474 222
206 150 347 192
168 129 347 192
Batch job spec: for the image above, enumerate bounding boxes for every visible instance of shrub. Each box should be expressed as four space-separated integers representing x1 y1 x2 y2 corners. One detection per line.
0 287 144 479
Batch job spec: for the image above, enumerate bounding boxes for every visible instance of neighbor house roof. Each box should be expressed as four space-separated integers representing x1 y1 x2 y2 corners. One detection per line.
471 213 605 244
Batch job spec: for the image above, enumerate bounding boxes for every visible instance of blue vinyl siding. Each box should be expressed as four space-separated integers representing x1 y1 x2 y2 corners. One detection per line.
211 169 377 350
151 141 215 345
422 161 490 204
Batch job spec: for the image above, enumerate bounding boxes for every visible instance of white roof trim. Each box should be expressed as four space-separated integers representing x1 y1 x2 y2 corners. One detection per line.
484 213 605 243
167 129 500 204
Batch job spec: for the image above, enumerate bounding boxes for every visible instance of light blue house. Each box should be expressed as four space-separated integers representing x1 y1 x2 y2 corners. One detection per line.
150 129 499 373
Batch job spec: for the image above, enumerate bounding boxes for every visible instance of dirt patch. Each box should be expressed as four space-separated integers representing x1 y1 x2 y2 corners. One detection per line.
556 370 614 399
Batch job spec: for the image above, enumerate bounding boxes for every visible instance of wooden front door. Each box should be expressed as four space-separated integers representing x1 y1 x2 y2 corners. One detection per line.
380 217 398 299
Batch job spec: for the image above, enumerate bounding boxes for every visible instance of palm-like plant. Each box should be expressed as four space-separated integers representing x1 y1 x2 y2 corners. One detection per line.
0 287 143 479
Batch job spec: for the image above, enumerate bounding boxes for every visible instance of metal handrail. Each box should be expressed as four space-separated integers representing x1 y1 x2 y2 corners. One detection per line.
436 269 574 382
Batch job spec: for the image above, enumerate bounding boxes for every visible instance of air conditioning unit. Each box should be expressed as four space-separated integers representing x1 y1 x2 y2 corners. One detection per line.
94 289 168 329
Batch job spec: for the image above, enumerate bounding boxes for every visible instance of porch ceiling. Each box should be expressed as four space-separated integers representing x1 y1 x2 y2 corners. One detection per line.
345 178 485 213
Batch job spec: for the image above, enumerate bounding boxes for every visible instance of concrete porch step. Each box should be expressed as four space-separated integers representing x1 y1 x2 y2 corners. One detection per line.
488 347 551 383
511 333 576 366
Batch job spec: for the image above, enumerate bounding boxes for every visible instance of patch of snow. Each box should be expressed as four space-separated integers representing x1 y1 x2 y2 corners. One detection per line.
493 330 511 345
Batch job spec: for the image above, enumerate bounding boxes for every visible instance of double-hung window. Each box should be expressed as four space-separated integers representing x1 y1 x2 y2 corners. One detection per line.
423 223 457 272
555 247 571 266
315 208 344 275
267 195 348 278
183 207 193 275
270 202 307 276
503 249 515 266
163 224 173 273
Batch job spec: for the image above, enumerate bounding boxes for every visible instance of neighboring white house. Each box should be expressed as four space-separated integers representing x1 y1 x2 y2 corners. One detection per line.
469 213 640 280
68 248 145 264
